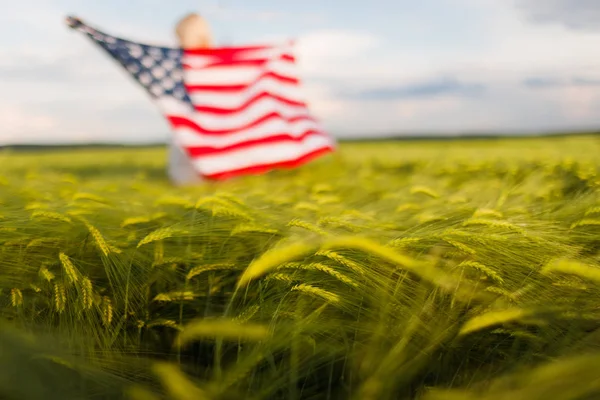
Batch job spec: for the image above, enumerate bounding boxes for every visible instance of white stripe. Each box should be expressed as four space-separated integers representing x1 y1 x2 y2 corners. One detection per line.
191 133 334 176
181 55 220 69
183 59 298 86
158 96 310 132
173 118 322 148
187 76 304 109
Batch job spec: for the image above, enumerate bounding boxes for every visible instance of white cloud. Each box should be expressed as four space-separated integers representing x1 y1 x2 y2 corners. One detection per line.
515 0 600 32
289 0 600 136
0 105 57 136
1 106 57 141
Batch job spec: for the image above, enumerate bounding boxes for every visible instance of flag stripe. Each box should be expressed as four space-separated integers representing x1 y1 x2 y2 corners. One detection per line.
183 54 295 69
167 112 315 135
193 93 306 115
183 45 274 57
205 146 334 181
189 134 335 177
184 130 328 157
183 59 298 86
163 96 313 133
173 119 321 147
184 71 299 92
187 75 303 108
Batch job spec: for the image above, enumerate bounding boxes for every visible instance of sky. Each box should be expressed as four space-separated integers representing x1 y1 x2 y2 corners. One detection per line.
2 0 600 145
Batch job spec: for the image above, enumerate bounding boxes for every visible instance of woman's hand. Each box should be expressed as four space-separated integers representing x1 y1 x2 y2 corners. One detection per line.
65 15 83 29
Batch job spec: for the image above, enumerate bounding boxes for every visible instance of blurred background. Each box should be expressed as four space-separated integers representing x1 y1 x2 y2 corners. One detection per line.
2 0 600 146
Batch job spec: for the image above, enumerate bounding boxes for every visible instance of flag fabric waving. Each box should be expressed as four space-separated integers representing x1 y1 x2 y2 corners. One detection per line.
65 16 336 182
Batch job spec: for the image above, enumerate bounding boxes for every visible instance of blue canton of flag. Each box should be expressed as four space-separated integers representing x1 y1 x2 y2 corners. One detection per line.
66 16 190 103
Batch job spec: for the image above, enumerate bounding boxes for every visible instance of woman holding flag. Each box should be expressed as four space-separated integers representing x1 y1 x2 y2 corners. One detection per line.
65 13 336 185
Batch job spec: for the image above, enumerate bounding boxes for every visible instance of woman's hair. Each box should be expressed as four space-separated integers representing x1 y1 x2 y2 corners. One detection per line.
175 13 213 49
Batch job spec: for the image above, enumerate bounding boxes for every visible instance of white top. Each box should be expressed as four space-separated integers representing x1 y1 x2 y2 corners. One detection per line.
167 138 204 186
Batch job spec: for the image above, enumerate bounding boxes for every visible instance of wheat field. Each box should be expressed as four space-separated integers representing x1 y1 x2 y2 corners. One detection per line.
1 135 600 400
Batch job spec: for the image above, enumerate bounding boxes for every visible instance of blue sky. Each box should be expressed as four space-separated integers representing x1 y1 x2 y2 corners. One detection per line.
2 0 600 144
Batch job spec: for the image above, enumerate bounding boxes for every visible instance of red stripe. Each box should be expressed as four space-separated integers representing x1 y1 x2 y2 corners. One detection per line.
183 43 294 57
185 130 326 157
167 113 314 136
202 146 335 181
184 71 299 92
183 45 273 57
190 92 306 115
182 54 296 69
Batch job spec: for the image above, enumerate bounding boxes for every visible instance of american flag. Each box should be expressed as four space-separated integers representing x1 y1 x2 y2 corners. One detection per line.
65 16 336 182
